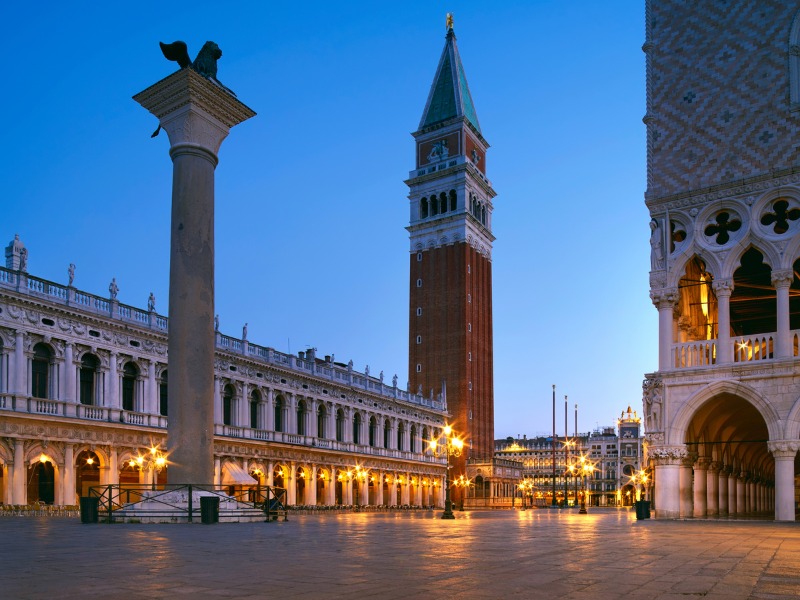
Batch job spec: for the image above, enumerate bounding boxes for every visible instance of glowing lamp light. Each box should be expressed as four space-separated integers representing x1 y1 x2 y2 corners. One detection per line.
128 459 136 468
86 457 94 465
39 454 47 463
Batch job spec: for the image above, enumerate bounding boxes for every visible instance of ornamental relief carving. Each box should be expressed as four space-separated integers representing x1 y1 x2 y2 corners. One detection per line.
648 445 688 464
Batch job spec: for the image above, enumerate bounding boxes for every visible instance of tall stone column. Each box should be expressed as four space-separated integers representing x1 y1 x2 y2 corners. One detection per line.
64 342 75 403
713 280 733 364
736 472 747 514
679 454 696 518
135 62 254 484
13 330 24 397
693 458 708 517
706 462 719 516
12 439 25 504
772 270 793 359
63 444 74 505
727 471 737 515
769 441 798 521
650 288 678 370
718 466 729 516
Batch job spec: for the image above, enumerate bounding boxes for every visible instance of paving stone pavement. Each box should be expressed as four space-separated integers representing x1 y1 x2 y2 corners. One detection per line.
2 508 800 599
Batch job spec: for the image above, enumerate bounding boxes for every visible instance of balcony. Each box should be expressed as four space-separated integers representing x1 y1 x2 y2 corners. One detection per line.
671 330 800 369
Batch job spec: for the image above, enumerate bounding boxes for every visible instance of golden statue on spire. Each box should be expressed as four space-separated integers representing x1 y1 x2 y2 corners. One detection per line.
446 12 454 31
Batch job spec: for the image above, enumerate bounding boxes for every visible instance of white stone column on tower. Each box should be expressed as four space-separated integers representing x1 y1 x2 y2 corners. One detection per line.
713 280 733 364
650 288 678 371
772 270 793 358
692 458 708 517
134 53 255 485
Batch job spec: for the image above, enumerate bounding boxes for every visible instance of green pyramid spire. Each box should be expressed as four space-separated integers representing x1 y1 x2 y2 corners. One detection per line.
419 28 482 134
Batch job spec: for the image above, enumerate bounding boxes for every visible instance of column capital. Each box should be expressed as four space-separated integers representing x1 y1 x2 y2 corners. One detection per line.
648 445 688 466
649 287 679 309
711 278 734 297
695 457 712 470
771 269 794 288
134 68 255 159
707 461 722 474
768 439 800 458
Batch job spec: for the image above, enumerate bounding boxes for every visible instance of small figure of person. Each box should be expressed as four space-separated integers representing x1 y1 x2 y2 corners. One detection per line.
109 278 119 300
19 247 28 272
649 219 665 270
68 263 76 286
242 323 248 341
214 314 220 331
147 292 156 312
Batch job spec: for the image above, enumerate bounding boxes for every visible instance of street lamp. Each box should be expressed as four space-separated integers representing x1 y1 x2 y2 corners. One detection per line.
629 468 649 502
518 478 534 510
571 454 595 514
428 424 464 519
453 474 472 511
350 465 369 510
132 445 168 491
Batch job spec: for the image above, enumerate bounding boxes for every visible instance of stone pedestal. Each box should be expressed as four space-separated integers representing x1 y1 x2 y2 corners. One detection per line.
134 67 255 484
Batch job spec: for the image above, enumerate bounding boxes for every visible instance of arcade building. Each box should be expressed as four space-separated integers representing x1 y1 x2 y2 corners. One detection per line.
644 0 800 520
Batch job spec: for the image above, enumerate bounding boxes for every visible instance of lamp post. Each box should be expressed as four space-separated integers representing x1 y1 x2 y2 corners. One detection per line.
571 454 594 515
351 465 369 511
428 424 464 519
518 478 534 510
453 474 472 511
133 445 168 491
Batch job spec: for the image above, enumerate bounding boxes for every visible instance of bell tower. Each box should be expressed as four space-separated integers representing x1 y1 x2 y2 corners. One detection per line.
406 20 497 471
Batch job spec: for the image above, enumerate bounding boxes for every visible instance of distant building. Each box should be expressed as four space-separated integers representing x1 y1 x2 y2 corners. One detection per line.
495 407 644 507
0 237 450 507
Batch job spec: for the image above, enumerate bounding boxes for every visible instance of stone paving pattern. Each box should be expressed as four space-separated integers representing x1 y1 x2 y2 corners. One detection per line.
2 509 800 599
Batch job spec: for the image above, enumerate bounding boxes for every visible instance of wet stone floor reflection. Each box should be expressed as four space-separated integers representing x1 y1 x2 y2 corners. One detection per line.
2 509 800 599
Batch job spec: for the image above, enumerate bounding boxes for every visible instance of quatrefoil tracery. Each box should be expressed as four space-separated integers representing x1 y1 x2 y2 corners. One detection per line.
760 199 800 235
704 211 742 245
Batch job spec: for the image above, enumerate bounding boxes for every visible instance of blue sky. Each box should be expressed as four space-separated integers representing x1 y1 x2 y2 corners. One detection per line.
2 1 650 438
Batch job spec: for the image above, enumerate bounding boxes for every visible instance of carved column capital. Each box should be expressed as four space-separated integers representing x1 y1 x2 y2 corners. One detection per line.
707 461 722 474
771 269 794 289
648 445 688 466
768 439 800 458
711 279 734 297
650 287 679 310
695 457 712 470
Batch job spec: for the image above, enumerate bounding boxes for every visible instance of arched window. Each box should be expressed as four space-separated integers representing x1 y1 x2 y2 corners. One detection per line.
223 384 235 426
317 404 327 439
250 389 261 429
420 197 429 219
384 419 391 448
440 192 447 214
159 370 168 416
353 412 362 445
449 190 457 212
422 426 429 447
369 416 377 447
274 395 285 432
79 353 99 406
122 362 138 412
481 204 487 226
336 409 345 442
31 343 51 399
397 422 405 451
297 400 307 435
431 195 439 216
410 424 417 453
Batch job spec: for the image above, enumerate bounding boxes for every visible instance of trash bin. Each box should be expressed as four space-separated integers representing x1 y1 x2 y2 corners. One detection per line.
200 496 220 524
635 500 651 520
80 496 100 524
642 500 651 519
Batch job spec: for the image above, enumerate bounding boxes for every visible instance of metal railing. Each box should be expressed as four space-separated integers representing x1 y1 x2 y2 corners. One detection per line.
87 483 287 523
